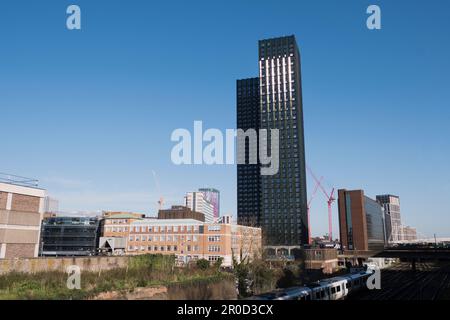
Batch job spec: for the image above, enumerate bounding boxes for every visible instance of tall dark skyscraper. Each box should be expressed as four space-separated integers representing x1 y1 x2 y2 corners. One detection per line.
237 35 308 246
237 78 261 227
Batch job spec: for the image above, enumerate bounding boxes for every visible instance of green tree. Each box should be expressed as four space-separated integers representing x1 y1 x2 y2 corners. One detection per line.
232 252 251 298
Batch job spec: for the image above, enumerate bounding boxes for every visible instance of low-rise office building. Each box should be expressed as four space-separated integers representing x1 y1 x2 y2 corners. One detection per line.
0 176 46 259
40 216 101 256
401 226 418 241
124 219 262 267
338 189 386 253
99 211 146 255
101 211 145 238
304 248 339 274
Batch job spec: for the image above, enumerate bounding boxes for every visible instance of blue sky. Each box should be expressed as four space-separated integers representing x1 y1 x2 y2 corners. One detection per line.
0 0 449 238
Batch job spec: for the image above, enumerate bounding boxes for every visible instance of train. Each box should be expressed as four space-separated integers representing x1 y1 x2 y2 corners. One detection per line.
247 270 373 300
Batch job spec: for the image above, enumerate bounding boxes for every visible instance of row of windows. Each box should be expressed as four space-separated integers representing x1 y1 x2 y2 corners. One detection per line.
108 219 129 224
262 95 296 103
128 234 226 243
237 89 259 94
208 255 222 262
262 116 297 122
261 80 295 87
264 75 295 84
208 246 221 252
261 65 295 73
130 225 199 233
129 245 178 252
260 57 294 65
261 82 295 91
128 245 204 252
105 227 128 233
262 220 304 226
237 108 259 114
129 235 198 242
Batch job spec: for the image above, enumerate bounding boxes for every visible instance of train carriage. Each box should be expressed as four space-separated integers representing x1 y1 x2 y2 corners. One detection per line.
247 270 373 301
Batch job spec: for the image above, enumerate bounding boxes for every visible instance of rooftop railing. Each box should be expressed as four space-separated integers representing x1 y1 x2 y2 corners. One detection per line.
0 172 39 188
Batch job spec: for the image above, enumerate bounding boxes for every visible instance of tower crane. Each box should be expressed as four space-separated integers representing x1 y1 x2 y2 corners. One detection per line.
307 176 323 244
307 166 336 241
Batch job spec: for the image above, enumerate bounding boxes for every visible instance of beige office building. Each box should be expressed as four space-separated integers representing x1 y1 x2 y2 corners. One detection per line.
126 219 262 267
0 181 46 258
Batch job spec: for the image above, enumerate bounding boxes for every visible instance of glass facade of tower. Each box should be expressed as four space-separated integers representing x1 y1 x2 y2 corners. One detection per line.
199 188 220 219
237 36 308 246
237 78 261 227
40 217 101 256
364 196 386 251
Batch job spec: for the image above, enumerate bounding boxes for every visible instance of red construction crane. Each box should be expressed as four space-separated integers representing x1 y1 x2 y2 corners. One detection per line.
307 176 323 244
307 166 336 241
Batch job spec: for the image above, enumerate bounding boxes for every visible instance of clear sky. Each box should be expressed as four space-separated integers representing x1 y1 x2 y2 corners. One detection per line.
1 0 449 238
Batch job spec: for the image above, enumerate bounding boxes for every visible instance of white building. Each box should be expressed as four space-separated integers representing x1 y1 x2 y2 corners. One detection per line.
400 226 418 241
217 215 234 224
184 192 214 223
376 194 402 242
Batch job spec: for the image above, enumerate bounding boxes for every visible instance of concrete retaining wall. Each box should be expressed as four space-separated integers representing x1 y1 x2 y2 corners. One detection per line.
0 256 129 275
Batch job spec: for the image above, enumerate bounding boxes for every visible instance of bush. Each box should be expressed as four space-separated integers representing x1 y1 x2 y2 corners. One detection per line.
214 257 224 270
196 259 210 270
276 268 296 288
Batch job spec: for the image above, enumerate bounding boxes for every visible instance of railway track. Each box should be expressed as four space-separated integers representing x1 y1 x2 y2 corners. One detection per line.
351 262 450 300
432 266 450 300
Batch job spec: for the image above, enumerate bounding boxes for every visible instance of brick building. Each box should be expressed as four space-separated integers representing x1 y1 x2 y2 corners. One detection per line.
0 177 46 259
114 218 261 267
101 211 146 238
157 206 205 222
337 189 386 253
99 212 146 255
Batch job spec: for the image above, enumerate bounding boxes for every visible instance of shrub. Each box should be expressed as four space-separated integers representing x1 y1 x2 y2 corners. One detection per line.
214 257 224 270
196 259 210 270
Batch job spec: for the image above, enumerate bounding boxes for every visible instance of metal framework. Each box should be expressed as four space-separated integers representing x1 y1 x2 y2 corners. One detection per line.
0 172 38 187
306 166 336 241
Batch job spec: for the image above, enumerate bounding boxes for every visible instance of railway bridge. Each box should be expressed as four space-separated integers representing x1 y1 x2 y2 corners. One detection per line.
374 248 450 271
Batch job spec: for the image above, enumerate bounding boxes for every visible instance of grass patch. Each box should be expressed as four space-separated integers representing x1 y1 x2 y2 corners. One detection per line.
0 254 230 300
